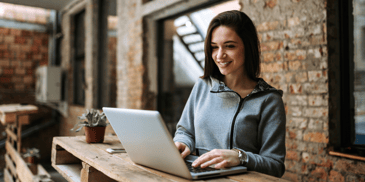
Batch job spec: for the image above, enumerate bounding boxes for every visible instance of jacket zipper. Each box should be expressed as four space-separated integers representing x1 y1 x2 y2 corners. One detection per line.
230 95 245 149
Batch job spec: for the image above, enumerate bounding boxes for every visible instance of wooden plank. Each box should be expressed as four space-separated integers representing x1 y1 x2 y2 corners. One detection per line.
5 128 17 141
16 121 22 153
52 137 174 182
4 168 14 182
52 164 82 182
80 162 117 182
52 143 81 165
0 113 16 125
18 115 29 125
5 154 16 177
37 164 51 178
228 171 291 182
5 141 34 182
329 151 365 161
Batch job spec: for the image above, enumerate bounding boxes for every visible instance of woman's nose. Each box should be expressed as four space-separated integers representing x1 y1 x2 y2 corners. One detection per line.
216 49 225 59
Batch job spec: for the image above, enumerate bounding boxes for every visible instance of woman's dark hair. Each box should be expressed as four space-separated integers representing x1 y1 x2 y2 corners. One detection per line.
201 10 261 81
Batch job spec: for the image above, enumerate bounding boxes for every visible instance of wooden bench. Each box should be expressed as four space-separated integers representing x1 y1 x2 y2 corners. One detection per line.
52 136 290 182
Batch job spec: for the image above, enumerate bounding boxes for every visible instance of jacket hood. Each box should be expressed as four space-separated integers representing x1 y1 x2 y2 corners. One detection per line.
209 76 283 97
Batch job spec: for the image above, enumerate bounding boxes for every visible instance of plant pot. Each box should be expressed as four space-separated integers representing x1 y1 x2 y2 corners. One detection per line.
84 126 106 143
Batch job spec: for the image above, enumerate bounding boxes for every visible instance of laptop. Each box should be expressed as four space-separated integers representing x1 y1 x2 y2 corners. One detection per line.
103 107 247 180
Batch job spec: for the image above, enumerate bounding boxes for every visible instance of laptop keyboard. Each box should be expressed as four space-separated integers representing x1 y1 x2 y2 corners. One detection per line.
185 161 220 173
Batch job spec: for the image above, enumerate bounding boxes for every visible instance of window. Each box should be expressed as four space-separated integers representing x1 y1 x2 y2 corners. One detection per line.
73 10 85 106
334 0 365 155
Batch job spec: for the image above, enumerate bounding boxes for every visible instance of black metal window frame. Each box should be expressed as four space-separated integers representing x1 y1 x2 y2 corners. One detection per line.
338 0 365 155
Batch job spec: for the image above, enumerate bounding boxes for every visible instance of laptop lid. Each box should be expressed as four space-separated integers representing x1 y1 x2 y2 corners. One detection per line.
103 107 192 179
103 107 247 179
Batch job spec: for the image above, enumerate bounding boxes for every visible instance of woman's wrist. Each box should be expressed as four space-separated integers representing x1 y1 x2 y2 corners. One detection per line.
231 149 248 166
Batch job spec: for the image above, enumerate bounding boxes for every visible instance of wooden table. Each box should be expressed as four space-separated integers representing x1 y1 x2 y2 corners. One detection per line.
51 136 289 182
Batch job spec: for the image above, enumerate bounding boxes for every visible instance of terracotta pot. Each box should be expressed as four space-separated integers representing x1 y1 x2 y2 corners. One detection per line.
26 156 37 164
84 126 106 143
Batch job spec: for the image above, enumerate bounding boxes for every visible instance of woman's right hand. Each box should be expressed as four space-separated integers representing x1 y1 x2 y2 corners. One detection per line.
175 142 191 158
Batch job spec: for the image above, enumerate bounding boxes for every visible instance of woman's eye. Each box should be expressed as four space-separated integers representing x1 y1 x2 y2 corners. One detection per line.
211 46 218 49
226 45 235 48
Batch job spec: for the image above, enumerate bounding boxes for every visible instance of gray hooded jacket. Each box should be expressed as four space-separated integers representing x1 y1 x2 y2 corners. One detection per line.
173 77 286 177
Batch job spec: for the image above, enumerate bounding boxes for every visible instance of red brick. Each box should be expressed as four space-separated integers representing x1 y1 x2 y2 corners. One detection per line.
3 68 13 75
10 29 22 36
15 84 25 91
288 61 301 71
0 28 10 35
295 71 308 82
286 150 300 161
256 21 280 32
20 45 31 52
0 44 8 50
310 167 327 180
12 76 22 83
23 75 33 84
261 62 284 73
261 41 283 52
309 35 326 45
303 131 328 143
33 54 42 60
0 77 11 83
308 95 328 106
263 52 282 62
288 17 300 27
303 82 328 94
265 0 277 8
4 36 14 44
22 61 33 68
42 38 48 46
0 59 10 66
27 69 34 75
308 70 327 82
329 170 344 182
15 68 26 75
31 46 40 54
21 30 32 37
289 83 302 94
14 36 27 44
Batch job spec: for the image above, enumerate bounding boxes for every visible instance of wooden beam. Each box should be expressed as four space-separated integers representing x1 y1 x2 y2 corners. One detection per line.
52 143 81 165
4 168 14 182
18 115 29 125
5 154 17 177
5 141 34 182
5 128 17 142
80 162 117 182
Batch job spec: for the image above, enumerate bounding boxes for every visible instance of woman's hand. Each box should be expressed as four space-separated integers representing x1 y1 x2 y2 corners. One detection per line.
192 149 240 169
175 142 191 158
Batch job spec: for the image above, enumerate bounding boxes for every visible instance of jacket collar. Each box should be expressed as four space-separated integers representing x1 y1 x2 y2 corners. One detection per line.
210 76 283 96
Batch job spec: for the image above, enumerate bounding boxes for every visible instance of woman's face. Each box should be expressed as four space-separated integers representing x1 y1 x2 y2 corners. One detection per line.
211 26 245 78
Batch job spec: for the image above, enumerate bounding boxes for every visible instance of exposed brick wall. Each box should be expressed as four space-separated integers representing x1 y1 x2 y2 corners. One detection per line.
116 0 365 181
0 27 48 103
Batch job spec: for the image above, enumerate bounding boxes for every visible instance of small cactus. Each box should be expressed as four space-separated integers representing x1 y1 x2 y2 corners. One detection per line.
70 109 109 132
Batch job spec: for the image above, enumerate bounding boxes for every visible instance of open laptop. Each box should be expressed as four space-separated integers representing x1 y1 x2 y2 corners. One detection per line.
103 107 247 180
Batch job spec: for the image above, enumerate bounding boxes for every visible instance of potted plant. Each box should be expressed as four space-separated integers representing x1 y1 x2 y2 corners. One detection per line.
71 109 109 143
23 148 40 174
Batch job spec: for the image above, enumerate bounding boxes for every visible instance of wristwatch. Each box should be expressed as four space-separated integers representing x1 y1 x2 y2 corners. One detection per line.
232 149 248 166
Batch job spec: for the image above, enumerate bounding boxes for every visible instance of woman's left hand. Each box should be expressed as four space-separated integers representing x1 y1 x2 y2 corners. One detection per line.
192 149 240 169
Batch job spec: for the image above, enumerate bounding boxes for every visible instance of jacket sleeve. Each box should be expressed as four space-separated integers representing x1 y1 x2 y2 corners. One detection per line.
244 92 286 177
173 81 200 153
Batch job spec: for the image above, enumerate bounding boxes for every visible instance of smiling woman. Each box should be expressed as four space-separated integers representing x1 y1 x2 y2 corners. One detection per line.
173 10 286 178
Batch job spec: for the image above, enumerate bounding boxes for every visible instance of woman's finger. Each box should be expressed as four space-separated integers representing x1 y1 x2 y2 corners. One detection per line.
181 147 190 158
214 160 229 169
200 157 223 168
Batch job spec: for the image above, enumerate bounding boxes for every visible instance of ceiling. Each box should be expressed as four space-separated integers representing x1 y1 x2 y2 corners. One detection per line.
0 0 116 15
